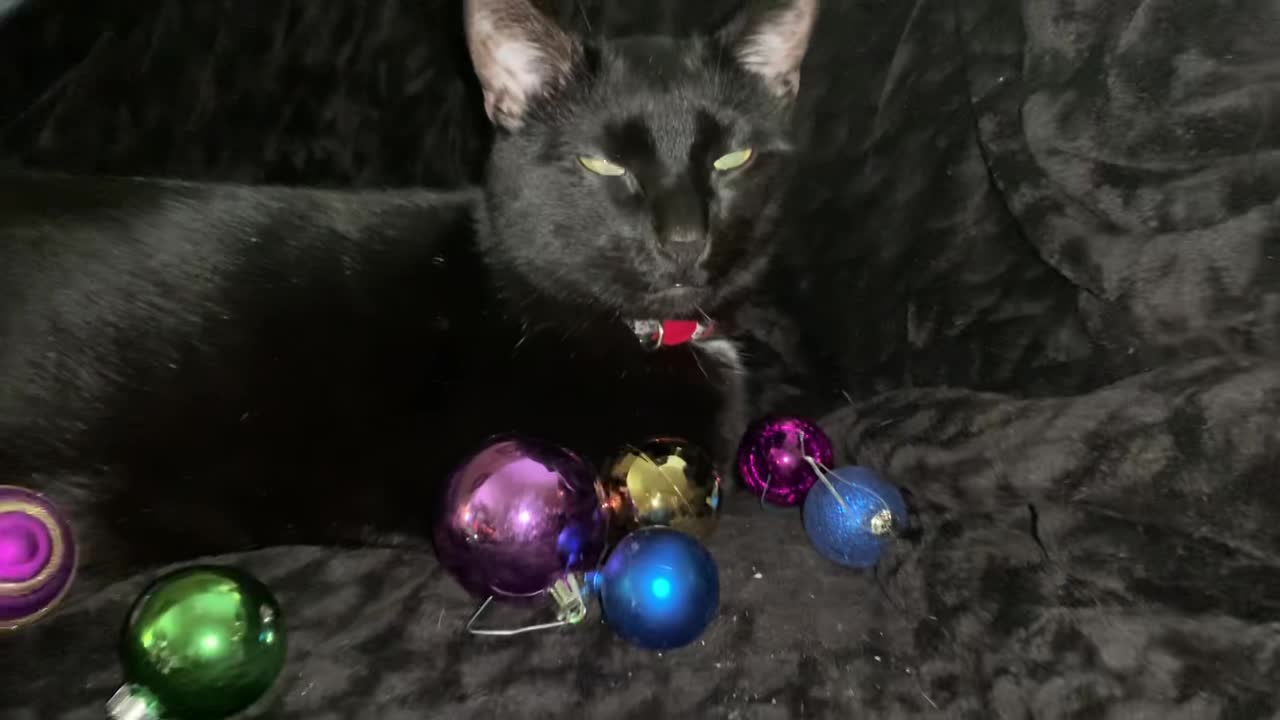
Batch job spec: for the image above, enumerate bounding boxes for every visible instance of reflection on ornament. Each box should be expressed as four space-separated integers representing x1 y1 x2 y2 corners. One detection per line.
602 437 720 540
0 485 76 631
736 416 834 506
802 466 907 569
433 435 609 604
109 565 286 720
597 527 719 651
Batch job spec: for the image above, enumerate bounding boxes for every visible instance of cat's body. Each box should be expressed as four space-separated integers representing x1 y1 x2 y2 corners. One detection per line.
0 176 743 582
0 0 818 588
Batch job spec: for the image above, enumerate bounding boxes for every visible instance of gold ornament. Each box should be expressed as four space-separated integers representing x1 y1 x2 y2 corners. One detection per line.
602 438 721 540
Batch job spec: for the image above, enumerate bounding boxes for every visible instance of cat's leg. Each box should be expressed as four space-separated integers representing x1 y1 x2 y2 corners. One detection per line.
698 339 750 491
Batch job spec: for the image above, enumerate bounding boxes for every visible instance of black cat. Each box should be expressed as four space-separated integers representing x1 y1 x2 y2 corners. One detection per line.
0 0 818 590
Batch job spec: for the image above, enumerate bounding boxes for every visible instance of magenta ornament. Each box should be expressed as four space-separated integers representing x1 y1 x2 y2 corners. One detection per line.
0 485 76 630
736 416 834 506
432 436 609 604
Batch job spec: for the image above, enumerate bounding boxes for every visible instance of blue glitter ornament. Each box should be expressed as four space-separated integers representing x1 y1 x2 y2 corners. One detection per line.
596 527 719 651
802 466 907 568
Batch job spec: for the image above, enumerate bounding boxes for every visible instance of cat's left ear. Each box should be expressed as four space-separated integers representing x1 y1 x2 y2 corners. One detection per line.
465 0 581 130
722 0 820 100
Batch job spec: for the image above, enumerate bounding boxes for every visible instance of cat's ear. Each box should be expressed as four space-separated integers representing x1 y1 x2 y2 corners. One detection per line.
721 0 820 100
465 0 580 130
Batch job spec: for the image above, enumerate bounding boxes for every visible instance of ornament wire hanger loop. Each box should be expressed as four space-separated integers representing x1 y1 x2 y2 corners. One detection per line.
800 432 897 531
465 573 591 637
797 432 851 514
757 470 797 513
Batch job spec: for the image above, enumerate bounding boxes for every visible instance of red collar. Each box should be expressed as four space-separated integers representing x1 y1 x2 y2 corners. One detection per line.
629 319 718 349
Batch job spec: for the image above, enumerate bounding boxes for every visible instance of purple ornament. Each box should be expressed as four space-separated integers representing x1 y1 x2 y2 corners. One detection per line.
432 436 609 604
736 416 834 506
0 485 76 630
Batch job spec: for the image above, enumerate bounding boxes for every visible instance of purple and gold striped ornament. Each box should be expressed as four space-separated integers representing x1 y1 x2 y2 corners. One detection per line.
0 485 76 630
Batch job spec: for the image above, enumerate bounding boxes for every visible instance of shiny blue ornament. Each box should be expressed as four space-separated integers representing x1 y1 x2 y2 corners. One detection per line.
803 466 906 568
596 527 719 651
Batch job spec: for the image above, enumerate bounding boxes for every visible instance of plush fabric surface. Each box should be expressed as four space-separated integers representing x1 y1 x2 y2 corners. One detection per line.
3 0 1279 718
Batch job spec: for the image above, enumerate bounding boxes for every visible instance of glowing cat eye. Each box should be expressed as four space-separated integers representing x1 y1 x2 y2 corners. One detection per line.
712 148 753 171
578 156 627 177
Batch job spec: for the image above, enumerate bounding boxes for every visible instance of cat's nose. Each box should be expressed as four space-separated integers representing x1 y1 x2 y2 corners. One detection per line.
658 227 710 268
658 231 712 286
666 228 704 245
670 225 701 242
652 176 709 264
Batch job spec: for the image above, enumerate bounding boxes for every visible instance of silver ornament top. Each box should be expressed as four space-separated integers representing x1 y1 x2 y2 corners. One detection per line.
107 685 159 720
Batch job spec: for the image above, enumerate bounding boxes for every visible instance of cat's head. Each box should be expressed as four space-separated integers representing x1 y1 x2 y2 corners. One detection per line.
466 0 818 322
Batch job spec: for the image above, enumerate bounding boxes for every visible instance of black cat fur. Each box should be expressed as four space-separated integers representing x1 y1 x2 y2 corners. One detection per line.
0 0 818 591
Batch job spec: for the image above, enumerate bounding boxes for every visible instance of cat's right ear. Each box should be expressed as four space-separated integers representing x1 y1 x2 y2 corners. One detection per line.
465 0 580 130
720 0 819 101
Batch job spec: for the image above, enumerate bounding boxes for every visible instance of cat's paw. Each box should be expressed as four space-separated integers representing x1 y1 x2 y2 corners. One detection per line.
711 422 746 501
716 462 739 500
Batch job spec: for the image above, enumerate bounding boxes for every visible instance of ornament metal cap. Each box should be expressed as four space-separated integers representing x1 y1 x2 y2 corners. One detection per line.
466 572 593 637
107 685 159 720
869 508 895 536
548 574 589 624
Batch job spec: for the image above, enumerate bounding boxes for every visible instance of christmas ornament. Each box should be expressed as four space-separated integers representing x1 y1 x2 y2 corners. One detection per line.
602 437 720 540
736 416 833 506
0 485 76 630
597 526 719 651
433 435 609 604
108 565 286 720
803 466 907 568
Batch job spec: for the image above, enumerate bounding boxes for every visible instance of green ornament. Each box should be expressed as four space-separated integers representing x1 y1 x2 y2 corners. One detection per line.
108 566 287 720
